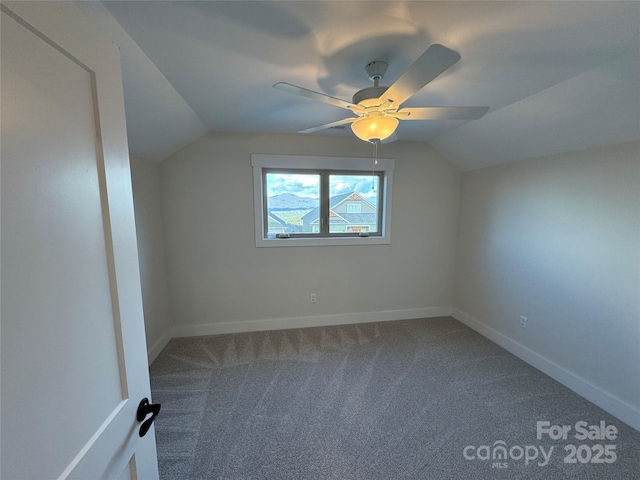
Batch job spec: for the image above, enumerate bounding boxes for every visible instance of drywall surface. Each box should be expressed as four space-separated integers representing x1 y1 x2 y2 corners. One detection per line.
454 140 640 416
159 132 460 333
130 157 173 359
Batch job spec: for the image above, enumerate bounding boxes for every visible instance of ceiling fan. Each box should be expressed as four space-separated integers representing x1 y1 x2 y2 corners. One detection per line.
274 44 489 143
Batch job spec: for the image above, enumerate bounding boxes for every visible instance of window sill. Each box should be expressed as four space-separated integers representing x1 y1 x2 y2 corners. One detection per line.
256 235 391 248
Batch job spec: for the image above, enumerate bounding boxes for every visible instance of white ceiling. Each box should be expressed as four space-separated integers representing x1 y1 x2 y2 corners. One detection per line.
90 1 639 170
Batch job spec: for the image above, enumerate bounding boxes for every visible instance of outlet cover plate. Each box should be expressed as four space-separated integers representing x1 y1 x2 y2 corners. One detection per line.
519 316 528 328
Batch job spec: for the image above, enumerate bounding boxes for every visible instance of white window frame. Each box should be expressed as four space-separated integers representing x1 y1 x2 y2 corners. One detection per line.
252 154 394 247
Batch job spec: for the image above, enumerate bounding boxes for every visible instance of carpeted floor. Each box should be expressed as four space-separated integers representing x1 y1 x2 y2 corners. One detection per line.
150 317 640 479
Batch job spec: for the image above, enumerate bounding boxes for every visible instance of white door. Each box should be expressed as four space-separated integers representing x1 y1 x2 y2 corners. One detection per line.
1 2 158 479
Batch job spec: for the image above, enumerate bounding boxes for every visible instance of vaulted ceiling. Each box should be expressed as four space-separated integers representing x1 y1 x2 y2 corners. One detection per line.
87 1 639 170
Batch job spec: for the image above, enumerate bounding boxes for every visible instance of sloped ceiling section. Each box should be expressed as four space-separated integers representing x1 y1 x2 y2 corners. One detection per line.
81 2 208 162
98 1 639 169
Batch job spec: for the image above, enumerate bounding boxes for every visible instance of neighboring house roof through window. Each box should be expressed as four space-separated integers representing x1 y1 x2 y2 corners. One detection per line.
301 192 375 225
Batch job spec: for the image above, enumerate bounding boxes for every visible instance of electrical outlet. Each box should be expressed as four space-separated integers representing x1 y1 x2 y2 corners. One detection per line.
310 293 317 303
519 316 528 329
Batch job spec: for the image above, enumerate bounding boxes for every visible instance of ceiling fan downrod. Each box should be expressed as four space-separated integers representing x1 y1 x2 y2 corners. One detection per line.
352 61 391 107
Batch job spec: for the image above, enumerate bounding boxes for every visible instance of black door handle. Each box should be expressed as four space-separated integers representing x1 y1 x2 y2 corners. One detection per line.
136 397 161 438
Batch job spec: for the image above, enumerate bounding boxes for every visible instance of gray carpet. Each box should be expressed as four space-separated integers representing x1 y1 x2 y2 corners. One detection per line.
150 317 640 479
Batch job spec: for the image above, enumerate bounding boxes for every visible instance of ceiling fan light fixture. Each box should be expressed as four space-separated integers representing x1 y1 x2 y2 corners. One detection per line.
351 114 399 142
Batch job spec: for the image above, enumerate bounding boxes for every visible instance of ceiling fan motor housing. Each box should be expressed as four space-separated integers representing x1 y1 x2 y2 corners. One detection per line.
352 86 389 107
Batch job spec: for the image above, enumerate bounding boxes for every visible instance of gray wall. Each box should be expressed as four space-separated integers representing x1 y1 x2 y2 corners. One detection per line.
159 132 460 334
130 157 173 359
454 140 640 415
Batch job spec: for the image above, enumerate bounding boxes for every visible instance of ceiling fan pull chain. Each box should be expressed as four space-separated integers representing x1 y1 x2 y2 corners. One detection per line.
371 140 378 191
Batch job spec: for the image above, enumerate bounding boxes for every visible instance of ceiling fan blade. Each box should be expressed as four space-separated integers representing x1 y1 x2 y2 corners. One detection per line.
379 44 461 107
274 82 364 113
298 117 357 134
392 106 489 120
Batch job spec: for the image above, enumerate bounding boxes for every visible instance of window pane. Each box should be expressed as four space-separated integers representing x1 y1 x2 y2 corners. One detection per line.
329 174 379 234
265 172 320 235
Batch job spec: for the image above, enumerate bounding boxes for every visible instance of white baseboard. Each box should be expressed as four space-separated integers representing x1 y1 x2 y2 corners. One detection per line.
147 329 173 364
171 306 452 339
452 308 640 432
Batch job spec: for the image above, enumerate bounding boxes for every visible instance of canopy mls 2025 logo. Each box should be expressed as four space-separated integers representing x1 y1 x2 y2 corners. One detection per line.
463 420 618 470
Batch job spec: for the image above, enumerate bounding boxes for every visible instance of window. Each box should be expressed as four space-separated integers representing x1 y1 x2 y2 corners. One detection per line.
252 154 394 247
263 171 381 237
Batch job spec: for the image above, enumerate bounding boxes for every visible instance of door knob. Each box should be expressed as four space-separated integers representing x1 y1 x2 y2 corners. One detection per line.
136 397 161 438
